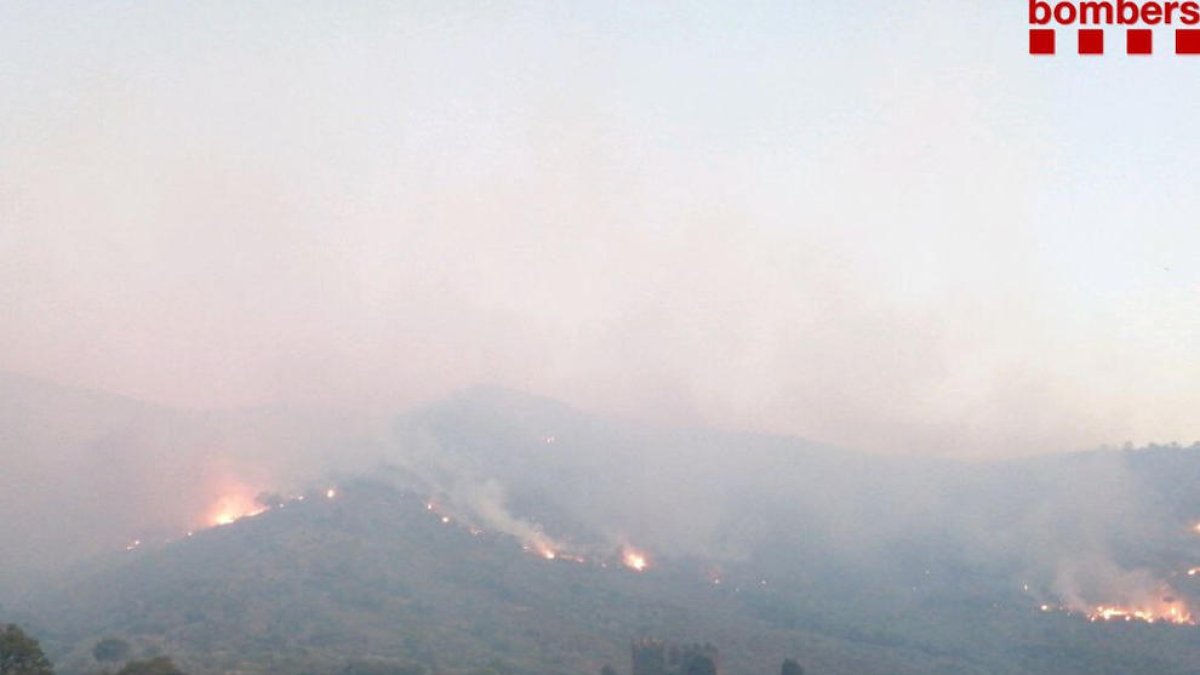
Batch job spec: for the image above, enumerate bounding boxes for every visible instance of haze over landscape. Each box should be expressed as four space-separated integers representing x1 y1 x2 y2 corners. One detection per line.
4 2 1200 458
3 2 1200 675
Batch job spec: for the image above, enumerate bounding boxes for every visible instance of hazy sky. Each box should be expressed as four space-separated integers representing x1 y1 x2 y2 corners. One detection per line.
2 1 1198 458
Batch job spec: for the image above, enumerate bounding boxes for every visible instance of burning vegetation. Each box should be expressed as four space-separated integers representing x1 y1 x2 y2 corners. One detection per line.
119 484 342 551
205 492 266 528
133 482 655 579
1088 602 1192 624
1026 515 1200 626
424 494 650 572
128 473 1200 632
1042 599 1194 625
622 548 649 572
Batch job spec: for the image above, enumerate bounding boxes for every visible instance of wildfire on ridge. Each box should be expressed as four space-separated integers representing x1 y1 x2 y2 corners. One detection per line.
194 488 643 575
1042 596 1195 625
203 484 337 530
426 499 611 568
423 495 586 566
1033 568 1197 626
622 547 649 572
205 492 266 528
118 483 355 556
1087 601 1193 625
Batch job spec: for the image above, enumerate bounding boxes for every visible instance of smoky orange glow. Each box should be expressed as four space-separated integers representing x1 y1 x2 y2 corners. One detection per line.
203 489 265 528
622 547 649 572
1046 593 1195 626
1087 601 1193 625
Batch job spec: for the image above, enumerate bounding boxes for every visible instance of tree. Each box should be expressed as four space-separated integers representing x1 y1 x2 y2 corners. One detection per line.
0 624 53 675
92 638 131 665
780 658 804 675
115 657 184 675
601 665 618 675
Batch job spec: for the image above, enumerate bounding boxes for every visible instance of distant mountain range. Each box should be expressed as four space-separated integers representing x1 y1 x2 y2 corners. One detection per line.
6 374 1200 675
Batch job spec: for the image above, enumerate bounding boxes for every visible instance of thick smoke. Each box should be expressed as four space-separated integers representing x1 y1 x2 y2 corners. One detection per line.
2 3 1198 461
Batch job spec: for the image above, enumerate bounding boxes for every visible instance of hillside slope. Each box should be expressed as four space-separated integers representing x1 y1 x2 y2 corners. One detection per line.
9 380 1200 674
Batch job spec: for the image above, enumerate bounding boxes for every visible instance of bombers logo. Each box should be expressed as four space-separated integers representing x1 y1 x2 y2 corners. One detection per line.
1029 0 1200 54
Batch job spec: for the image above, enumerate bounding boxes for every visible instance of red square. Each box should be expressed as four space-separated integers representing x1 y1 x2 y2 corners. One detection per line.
1177 29 1200 54
1079 29 1104 55
1127 29 1153 54
1030 29 1056 55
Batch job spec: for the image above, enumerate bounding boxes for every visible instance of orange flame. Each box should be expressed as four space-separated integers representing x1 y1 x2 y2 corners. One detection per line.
204 490 265 528
1084 597 1193 625
622 547 649 572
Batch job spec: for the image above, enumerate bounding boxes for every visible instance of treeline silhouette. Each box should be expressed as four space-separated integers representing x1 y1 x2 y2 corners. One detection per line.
3 624 804 675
